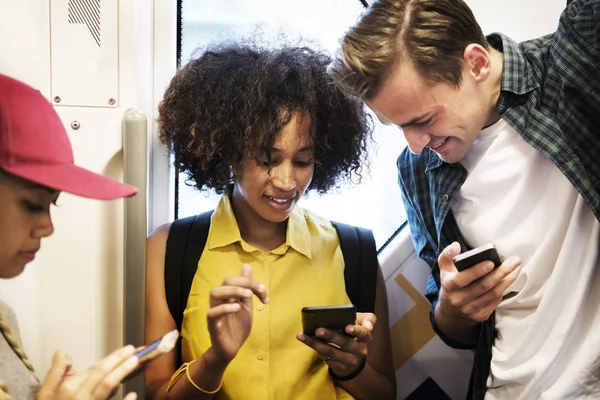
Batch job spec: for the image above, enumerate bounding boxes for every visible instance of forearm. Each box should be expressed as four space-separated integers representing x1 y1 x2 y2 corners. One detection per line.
433 301 480 347
150 348 228 400
336 363 395 400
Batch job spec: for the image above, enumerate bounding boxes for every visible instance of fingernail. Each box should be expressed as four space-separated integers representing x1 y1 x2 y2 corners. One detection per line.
52 350 64 364
317 329 325 337
298 334 305 342
258 284 266 292
511 257 521 267
446 242 460 255
243 289 252 297
347 326 354 333
125 345 135 353
484 262 494 272
264 296 270 304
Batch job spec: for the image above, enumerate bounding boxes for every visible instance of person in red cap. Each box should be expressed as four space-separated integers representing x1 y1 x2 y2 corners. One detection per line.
0 73 139 400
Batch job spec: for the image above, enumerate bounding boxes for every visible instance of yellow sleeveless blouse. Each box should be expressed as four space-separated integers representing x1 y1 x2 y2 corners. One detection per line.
180 195 354 399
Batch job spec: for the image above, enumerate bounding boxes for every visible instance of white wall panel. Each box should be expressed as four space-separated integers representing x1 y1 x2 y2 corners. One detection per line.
50 0 119 107
0 2 153 397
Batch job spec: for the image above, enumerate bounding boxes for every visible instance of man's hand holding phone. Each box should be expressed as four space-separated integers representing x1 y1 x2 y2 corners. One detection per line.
434 242 522 345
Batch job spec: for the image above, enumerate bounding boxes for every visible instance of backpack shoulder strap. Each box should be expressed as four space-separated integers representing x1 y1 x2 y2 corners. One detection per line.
331 221 378 313
165 210 214 333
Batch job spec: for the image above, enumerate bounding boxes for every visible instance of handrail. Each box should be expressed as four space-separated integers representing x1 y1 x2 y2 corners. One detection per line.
122 109 149 398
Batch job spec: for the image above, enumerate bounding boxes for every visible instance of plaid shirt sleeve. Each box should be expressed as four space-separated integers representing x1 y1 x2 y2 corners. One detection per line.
396 149 439 295
398 150 479 350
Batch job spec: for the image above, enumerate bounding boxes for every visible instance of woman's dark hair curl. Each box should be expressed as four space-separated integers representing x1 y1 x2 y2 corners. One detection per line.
158 40 372 194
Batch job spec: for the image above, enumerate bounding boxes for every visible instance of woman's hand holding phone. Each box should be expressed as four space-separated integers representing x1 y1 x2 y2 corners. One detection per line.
297 312 376 378
36 346 139 400
207 264 269 363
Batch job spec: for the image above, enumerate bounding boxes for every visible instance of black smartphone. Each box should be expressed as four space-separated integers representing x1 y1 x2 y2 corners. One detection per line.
301 305 357 337
452 243 502 272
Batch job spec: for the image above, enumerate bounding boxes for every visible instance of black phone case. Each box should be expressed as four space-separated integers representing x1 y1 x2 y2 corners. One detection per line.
301 305 356 337
453 248 502 271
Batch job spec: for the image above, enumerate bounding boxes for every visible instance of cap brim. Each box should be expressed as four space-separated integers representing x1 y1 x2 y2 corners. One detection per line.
4 164 138 200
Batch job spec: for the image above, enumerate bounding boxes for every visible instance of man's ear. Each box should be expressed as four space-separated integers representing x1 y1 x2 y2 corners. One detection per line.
463 44 492 83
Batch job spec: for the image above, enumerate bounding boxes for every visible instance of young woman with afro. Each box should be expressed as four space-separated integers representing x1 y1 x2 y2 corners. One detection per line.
144 41 396 400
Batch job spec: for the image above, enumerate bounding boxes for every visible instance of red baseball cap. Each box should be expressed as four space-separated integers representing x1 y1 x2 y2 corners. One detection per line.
0 74 138 199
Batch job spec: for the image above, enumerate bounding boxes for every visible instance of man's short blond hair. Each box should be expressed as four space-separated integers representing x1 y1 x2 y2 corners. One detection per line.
329 0 488 100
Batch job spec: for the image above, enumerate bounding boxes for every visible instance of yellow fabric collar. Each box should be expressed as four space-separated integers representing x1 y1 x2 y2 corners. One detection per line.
207 194 311 259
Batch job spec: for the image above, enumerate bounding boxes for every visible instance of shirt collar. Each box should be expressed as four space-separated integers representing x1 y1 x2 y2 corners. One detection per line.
284 205 311 259
487 33 538 95
207 195 241 249
207 194 312 259
425 149 444 172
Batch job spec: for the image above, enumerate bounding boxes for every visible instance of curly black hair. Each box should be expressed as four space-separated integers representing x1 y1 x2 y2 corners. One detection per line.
158 40 372 194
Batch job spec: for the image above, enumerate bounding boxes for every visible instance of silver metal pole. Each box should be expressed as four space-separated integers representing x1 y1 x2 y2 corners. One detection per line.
122 109 149 398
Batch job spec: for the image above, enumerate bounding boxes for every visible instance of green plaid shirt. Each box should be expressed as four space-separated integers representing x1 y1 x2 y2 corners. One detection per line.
397 1 600 398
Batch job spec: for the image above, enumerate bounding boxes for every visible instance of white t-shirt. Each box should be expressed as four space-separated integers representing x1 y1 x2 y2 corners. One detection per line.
451 118 600 399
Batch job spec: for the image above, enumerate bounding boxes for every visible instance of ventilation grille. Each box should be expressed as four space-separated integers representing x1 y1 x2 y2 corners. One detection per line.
68 0 101 47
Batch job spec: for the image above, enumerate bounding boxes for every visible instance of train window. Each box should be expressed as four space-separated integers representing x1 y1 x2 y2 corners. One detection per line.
175 0 408 250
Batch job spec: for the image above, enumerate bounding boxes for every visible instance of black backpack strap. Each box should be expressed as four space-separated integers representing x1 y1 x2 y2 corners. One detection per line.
165 210 214 333
331 222 378 313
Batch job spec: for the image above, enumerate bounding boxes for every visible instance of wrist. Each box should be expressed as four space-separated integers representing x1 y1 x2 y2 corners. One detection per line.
433 300 480 347
329 357 367 381
201 347 230 372
180 347 229 393
435 299 478 327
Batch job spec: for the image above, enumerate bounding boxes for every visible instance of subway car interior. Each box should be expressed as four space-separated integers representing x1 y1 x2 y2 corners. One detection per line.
0 0 577 399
